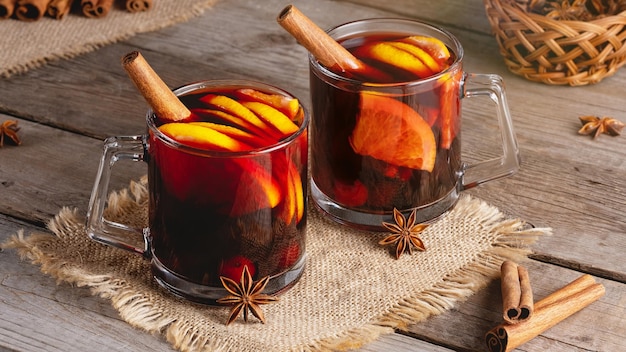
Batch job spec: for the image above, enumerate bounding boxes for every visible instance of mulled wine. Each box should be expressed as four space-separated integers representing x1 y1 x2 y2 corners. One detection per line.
310 29 463 228
146 81 308 299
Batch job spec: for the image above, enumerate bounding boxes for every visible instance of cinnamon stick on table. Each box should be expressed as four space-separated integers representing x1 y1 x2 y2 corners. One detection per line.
121 51 191 122
485 274 605 352
81 0 113 18
0 0 16 19
125 0 152 13
15 0 49 21
500 261 534 324
47 0 72 19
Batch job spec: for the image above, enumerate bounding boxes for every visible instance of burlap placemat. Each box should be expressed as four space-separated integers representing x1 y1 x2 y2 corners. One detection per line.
0 0 218 78
2 177 550 351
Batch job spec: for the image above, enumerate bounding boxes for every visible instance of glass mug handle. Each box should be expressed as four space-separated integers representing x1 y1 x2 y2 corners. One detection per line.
85 135 149 256
461 73 520 190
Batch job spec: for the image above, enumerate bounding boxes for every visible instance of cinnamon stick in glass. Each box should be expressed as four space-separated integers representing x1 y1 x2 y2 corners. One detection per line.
485 274 605 352
500 261 534 324
277 4 364 74
125 0 152 13
47 0 72 19
121 51 190 122
81 0 113 18
15 0 49 21
0 0 16 19
277 4 392 83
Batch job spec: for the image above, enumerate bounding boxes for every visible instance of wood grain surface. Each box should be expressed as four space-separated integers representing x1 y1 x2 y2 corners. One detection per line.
1 0 624 351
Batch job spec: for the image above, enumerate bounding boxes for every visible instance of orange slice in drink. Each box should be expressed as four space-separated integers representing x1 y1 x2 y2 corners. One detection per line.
229 158 283 216
158 122 253 151
439 70 462 149
189 121 266 148
200 94 282 140
401 35 451 67
276 160 304 224
190 108 278 145
349 93 436 172
387 42 441 73
243 101 299 137
358 42 434 79
235 88 300 120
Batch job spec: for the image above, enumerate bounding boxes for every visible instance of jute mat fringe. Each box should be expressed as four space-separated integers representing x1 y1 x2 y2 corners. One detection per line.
2 177 551 351
0 0 218 78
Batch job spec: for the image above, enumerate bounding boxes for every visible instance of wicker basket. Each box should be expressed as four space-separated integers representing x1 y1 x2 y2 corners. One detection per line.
484 0 626 85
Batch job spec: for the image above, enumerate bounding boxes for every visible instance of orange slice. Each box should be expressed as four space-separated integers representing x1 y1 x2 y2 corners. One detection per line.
387 42 441 73
158 122 253 151
243 101 299 137
276 160 304 224
349 93 436 172
229 158 283 216
401 35 451 67
439 71 462 149
360 42 434 79
189 121 266 148
236 88 300 120
290 163 304 223
190 108 277 144
200 94 282 140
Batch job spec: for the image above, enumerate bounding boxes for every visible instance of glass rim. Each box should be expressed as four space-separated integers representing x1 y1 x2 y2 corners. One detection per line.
308 17 465 88
146 79 309 158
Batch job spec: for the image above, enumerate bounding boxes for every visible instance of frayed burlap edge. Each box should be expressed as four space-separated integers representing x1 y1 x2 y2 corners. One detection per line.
297 198 549 352
1 179 551 352
0 0 219 78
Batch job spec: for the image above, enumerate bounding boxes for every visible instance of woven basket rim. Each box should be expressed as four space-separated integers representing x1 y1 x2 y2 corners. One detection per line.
484 0 626 85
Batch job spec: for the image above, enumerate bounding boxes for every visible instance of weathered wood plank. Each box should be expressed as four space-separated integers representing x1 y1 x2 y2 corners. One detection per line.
0 116 145 224
0 216 176 352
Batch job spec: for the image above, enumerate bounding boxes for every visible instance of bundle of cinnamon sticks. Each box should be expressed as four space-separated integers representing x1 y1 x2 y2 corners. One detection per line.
485 261 605 352
0 0 153 21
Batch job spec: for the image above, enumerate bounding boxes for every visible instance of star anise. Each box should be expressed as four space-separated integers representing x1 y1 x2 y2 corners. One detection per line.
379 208 427 259
0 120 21 147
578 116 625 138
216 265 278 325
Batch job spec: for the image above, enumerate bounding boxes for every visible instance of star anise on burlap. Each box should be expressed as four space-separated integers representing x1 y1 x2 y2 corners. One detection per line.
578 116 625 138
216 265 278 325
379 208 427 259
0 120 21 147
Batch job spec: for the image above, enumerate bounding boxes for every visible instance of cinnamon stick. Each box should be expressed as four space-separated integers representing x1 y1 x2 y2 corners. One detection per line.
0 0 16 19
277 4 365 74
485 274 605 352
46 0 72 19
81 0 112 18
517 266 534 320
121 51 190 122
125 0 151 13
500 261 534 324
15 0 49 21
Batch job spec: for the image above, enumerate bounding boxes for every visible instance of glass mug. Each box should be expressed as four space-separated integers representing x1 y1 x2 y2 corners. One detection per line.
86 80 309 303
309 19 520 230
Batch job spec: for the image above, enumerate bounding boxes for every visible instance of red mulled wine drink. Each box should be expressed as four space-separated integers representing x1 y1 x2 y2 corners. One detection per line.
87 79 309 304
308 19 520 230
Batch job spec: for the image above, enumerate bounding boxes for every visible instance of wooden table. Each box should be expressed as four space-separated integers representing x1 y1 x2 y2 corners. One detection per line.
1 0 624 351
